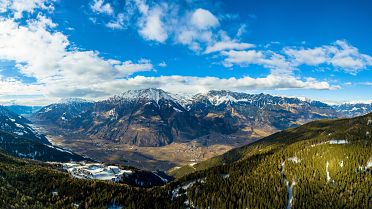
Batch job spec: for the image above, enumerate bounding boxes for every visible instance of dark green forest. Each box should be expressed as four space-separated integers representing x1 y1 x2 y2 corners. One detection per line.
1 113 372 208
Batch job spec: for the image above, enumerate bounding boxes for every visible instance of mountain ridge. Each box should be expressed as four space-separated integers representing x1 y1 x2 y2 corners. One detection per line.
32 88 371 147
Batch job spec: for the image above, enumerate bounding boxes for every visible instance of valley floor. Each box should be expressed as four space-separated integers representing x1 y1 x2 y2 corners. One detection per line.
30 122 259 171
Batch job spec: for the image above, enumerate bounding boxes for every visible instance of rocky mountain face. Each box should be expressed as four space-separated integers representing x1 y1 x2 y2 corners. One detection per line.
333 102 372 117
187 90 338 134
33 89 347 147
35 89 205 146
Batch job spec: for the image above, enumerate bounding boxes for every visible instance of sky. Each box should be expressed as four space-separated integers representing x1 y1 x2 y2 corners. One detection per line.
0 0 371 105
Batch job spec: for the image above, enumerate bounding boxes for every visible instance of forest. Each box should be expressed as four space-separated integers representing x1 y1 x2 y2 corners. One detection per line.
0 113 371 208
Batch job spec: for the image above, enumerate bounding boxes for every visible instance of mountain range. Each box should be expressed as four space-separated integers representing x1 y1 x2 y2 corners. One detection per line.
32 88 371 147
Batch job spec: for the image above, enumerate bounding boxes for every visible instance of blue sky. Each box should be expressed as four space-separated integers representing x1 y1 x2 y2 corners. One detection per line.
0 0 371 105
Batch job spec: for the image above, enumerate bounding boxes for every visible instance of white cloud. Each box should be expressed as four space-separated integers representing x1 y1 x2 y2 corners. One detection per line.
284 47 327 65
0 0 358 106
0 15 154 100
0 0 54 18
137 5 168 42
105 13 127 29
114 59 153 75
190 8 219 29
221 50 294 74
2 73 336 105
0 14 337 104
236 24 246 37
360 82 372 86
158 61 167 67
94 75 338 97
222 50 264 66
90 0 113 15
0 0 10 13
0 78 44 96
285 40 372 74
130 2 221 51
205 40 254 54
88 1 233 53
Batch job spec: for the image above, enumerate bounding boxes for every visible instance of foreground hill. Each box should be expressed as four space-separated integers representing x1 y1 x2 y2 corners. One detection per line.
0 129 88 162
1 113 371 208
0 106 89 162
33 89 340 147
0 106 48 143
168 113 372 208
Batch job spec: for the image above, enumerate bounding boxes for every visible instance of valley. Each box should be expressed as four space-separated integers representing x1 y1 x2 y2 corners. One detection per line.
31 121 258 171
24 89 371 172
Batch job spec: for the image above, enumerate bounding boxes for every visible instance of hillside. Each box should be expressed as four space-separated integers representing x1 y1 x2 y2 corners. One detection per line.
0 106 90 162
167 113 372 208
1 113 371 208
0 129 89 162
0 106 48 144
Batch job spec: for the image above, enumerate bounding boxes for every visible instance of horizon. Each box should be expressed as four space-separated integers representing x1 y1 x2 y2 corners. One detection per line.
1 87 372 106
0 0 371 106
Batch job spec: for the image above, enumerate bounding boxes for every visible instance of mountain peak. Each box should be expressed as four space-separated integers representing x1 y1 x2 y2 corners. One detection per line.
113 88 176 104
58 98 91 104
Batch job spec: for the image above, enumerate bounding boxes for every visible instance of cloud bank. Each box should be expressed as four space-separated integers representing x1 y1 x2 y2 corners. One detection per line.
0 0 370 105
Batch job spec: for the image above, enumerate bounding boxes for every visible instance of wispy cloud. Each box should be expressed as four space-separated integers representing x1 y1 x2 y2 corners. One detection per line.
90 0 113 16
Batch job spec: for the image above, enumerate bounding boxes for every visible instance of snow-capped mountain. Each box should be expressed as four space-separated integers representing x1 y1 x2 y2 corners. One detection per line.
34 89 203 146
333 103 372 118
35 99 94 129
108 88 177 104
33 88 346 147
186 90 339 133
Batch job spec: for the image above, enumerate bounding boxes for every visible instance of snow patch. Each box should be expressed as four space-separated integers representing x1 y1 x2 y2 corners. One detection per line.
152 172 169 183
171 178 206 200
15 123 24 128
173 107 183 112
329 139 348 144
46 144 73 154
221 174 230 179
285 180 296 209
367 120 372 126
63 162 129 182
288 156 301 163
311 140 349 147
